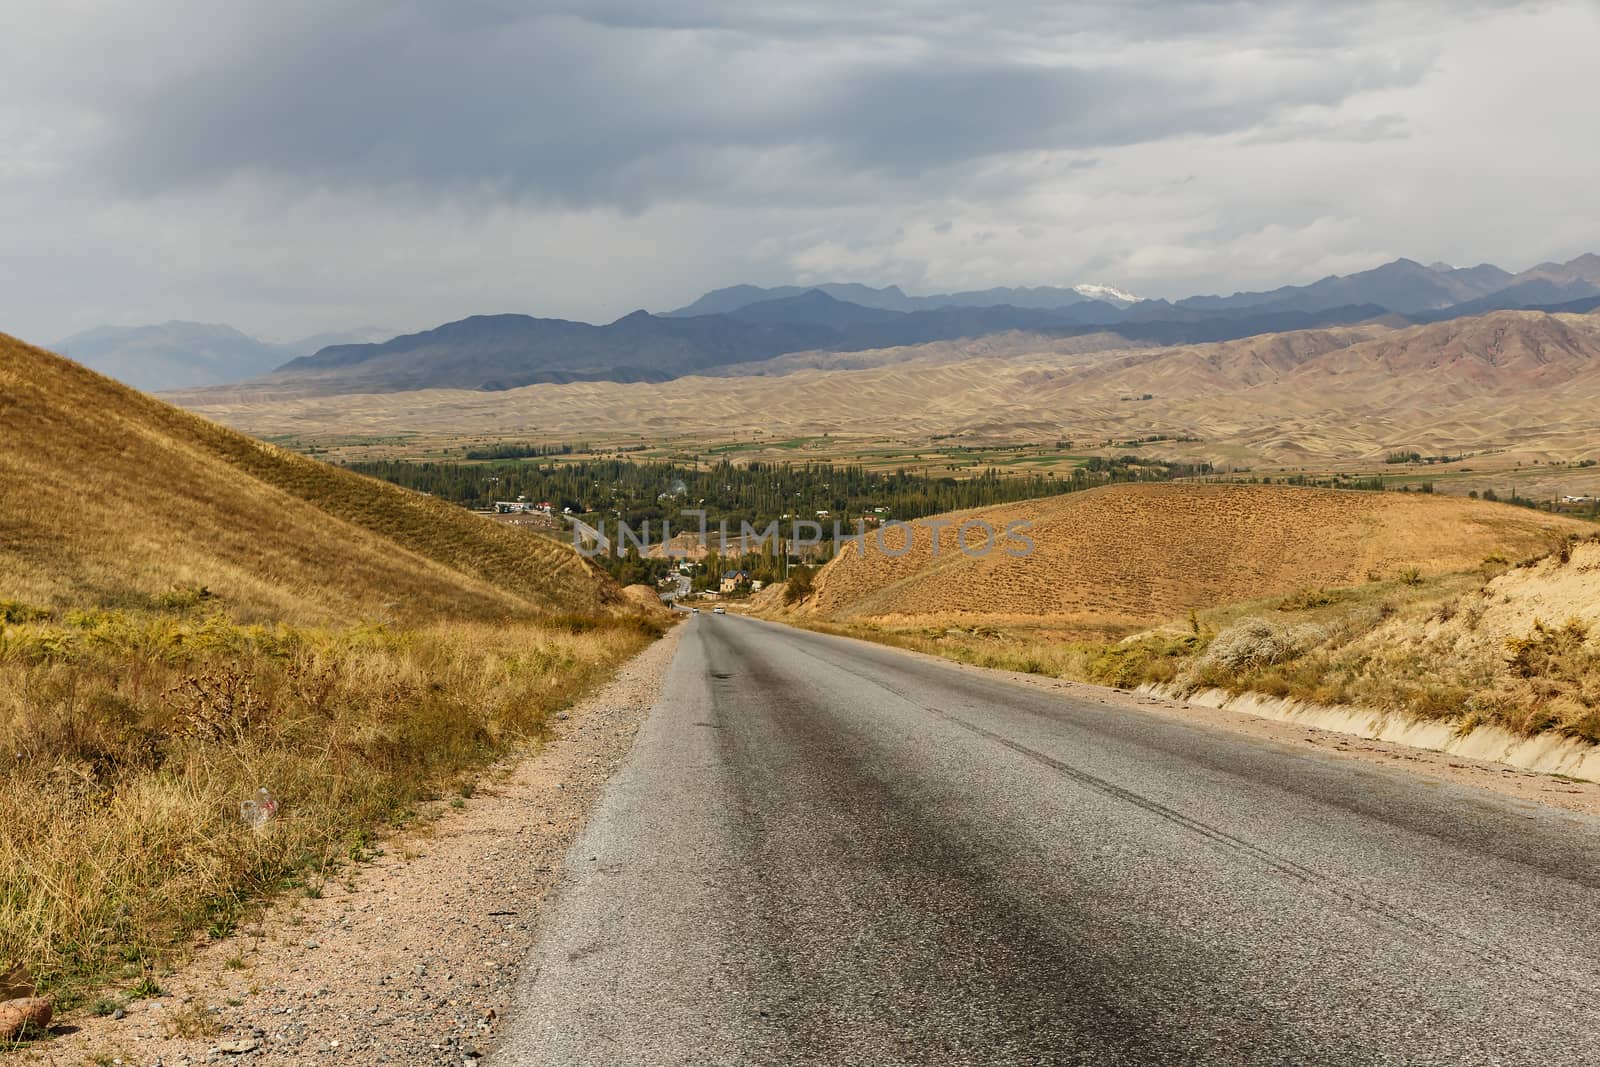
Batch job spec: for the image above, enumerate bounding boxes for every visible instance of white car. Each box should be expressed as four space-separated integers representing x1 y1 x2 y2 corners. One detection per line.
691 607 700 614
712 606 726 614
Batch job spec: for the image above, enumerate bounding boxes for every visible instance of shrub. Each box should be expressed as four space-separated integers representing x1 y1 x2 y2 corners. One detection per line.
1085 634 1201 689
155 585 214 611
784 566 815 605
1505 618 1590 679
1277 587 1346 611
1193 618 1325 675
0 600 49 625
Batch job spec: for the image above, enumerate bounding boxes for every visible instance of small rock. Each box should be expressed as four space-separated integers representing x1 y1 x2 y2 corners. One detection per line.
304 940 320 949
0 997 52 1040
111 1006 126 1020
217 1038 261 1054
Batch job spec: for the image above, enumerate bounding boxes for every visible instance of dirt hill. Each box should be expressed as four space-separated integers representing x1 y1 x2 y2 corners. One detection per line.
0 334 621 624
799 484 1589 630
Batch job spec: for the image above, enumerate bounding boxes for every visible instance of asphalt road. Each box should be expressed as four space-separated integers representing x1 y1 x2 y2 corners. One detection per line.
495 614 1600 1066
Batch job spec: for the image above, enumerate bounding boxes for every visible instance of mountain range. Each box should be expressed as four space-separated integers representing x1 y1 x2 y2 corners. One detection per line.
50 321 395 391
174 309 1600 471
665 281 1142 317
55 253 1600 398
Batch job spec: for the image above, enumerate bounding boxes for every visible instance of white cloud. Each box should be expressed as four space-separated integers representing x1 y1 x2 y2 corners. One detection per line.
0 0 1595 342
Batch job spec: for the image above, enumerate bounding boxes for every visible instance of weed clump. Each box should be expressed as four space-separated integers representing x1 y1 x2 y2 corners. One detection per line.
1193 618 1325 675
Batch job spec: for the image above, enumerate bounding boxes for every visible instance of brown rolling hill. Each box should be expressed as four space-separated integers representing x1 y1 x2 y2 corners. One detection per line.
1285 311 1600 395
163 310 1600 467
0 333 622 624
796 484 1591 631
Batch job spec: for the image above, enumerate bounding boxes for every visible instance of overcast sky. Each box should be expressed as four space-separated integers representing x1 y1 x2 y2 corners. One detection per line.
4 0 1598 343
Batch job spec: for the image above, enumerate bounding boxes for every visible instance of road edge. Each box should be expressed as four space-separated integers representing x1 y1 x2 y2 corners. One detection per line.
23 622 687 1066
744 614 1600 819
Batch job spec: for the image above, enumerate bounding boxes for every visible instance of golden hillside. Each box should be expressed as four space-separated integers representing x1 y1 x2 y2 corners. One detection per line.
801 484 1590 630
0 333 620 624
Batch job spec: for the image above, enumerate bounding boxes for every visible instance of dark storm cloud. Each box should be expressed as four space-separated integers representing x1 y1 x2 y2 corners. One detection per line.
78 0 1456 208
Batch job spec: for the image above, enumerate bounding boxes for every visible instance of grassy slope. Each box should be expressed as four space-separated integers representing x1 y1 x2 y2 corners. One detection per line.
777 505 1600 745
801 483 1590 630
0 337 654 1015
0 333 619 625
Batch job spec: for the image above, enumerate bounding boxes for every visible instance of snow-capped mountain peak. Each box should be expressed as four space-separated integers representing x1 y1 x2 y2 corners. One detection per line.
1071 283 1141 306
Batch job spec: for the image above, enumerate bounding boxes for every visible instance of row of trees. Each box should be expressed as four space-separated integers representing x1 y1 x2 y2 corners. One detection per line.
345 455 1211 587
346 456 1209 536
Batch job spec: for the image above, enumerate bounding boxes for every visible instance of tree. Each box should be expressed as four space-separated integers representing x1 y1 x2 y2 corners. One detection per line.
784 565 815 605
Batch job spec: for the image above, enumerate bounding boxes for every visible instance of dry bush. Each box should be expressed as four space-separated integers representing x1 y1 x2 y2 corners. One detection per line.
1277 588 1348 611
1192 618 1326 676
1496 618 1600 741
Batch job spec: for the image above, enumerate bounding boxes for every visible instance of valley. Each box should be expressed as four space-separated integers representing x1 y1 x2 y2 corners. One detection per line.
164 308 1600 513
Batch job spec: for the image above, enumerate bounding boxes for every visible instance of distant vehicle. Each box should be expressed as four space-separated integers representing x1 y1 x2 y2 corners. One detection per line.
691 607 700 614
713 606 726 615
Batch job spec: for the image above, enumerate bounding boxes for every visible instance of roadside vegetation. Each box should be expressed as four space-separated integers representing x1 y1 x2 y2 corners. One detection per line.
787 534 1600 746
0 594 660 1013
0 335 665 1022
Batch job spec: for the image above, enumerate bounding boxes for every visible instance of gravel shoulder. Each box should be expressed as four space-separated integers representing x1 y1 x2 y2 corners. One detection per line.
22 622 684 1067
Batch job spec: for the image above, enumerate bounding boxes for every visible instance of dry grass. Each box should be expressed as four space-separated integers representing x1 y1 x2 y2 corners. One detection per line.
797 538 1600 745
0 339 661 1015
0 333 620 626
797 483 1588 627
773 485 1594 742
0 603 659 1010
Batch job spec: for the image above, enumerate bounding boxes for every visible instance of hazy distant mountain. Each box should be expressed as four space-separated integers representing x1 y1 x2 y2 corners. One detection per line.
167 253 1599 400
51 322 282 391
667 283 918 316
50 321 394 391
1177 258 1509 315
271 311 840 392
284 326 397 354
666 281 1138 317
238 294 1387 399
724 290 907 329
1424 279 1600 319
1178 254 1600 318
1508 252 1600 288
